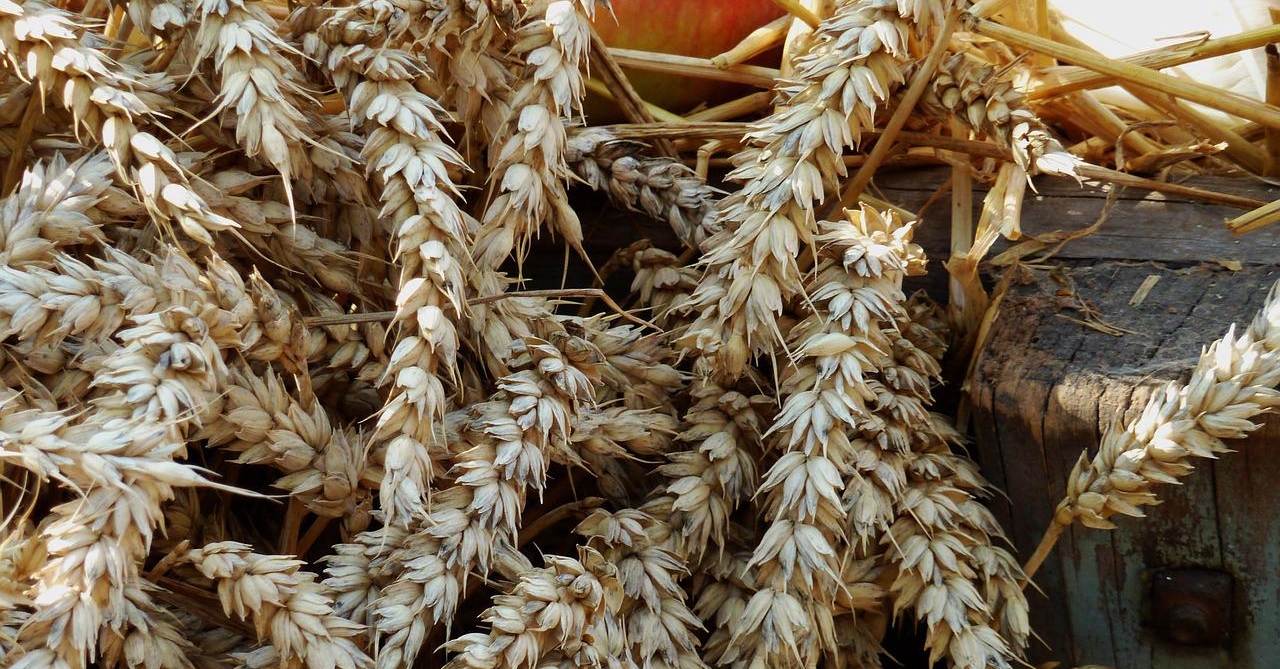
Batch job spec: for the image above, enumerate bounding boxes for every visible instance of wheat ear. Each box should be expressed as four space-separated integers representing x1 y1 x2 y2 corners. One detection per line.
881 425 1030 668
193 177 362 297
719 206 926 669
198 366 377 530
1023 279 1280 581
472 0 595 270
441 547 620 669
190 0 315 199
0 152 111 268
314 6 475 529
367 327 602 669
924 52 1081 177
0 0 240 244
584 319 687 409
680 0 946 377
577 508 707 669
0 519 39 658
182 542 371 669
655 380 768 561
566 129 723 246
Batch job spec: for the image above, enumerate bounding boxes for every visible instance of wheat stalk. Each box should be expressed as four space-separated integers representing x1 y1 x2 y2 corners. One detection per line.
182 541 371 669
0 0 240 245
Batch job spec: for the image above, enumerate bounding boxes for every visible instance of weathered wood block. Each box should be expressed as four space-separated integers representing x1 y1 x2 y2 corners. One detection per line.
968 263 1280 669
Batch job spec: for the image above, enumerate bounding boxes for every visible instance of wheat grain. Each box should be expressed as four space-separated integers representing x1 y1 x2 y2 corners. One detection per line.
1 410 215 668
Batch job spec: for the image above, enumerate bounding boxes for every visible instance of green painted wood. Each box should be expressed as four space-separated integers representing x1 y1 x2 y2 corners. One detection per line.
1215 417 1280 668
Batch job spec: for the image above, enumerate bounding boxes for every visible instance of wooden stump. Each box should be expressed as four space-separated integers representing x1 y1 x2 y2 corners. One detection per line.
968 262 1280 669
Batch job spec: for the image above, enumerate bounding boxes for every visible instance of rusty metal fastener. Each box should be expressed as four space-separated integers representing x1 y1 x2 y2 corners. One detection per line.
1149 568 1233 647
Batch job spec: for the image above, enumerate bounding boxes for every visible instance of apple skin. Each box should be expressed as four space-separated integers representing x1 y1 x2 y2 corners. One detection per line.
587 0 785 121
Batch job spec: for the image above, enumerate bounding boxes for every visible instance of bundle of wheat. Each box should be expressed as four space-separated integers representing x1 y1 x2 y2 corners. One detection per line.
0 0 1275 668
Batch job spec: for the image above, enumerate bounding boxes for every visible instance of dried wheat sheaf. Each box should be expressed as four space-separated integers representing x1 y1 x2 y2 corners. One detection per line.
0 0 1242 668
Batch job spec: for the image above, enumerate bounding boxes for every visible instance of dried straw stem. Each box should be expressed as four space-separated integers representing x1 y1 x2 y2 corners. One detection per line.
968 15 1280 128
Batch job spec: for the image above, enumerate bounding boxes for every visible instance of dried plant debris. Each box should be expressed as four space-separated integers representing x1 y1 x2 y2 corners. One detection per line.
0 0 1267 668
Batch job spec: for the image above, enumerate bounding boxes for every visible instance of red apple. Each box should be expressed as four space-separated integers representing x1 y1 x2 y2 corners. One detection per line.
587 0 785 121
